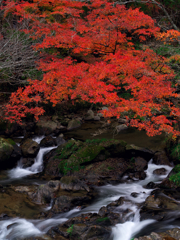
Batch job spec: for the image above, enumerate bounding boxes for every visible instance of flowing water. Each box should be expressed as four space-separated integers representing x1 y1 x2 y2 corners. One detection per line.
0 136 178 240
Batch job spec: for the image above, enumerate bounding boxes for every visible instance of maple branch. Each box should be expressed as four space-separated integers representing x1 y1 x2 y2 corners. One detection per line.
114 0 179 31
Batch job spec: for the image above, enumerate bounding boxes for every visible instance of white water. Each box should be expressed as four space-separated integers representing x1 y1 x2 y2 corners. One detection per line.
0 138 176 240
8 137 56 179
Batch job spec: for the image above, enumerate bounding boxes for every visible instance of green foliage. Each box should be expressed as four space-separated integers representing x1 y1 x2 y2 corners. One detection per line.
170 143 180 160
6 138 16 146
155 45 180 58
67 224 74 236
169 172 180 186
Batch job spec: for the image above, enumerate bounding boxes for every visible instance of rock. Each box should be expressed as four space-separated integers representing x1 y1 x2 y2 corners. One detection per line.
146 182 157 189
58 140 108 175
153 168 167 175
51 192 93 213
32 180 60 204
141 191 180 221
134 228 180 240
55 136 66 146
134 157 148 171
153 151 172 166
0 138 21 169
36 119 58 135
48 213 111 240
126 144 154 161
67 119 82 130
21 139 40 158
94 115 101 121
131 192 139 198
118 118 128 124
144 194 179 210
21 158 34 168
40 136 56 148
102 107 108 111
81 225 110 240
84 110 95 120
115 124 128 133
166 228 180 239
60 176 90 192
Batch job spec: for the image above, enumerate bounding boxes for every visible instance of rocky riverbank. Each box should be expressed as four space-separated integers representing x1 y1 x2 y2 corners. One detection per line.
0 115 180 240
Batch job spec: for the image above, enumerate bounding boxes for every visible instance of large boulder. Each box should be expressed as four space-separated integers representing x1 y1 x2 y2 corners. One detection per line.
134 228 180 240
153 151 172 166
40 136 56 148
126 144 154 161
21 138 40 158
60 176 90 192
47 213 111 240
84 110 95 120
141 190 180 221
67 119 82 130
0 138 21 169
36 119 66 135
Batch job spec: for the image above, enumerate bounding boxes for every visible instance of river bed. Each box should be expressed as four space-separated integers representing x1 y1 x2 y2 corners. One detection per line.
0 135 178 240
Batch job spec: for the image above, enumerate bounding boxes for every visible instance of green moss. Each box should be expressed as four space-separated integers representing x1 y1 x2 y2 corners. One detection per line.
59 144 105 175
169 172 180 186
173 164 180 173
170 143 180 160
6 138 16 146
96 217 109 223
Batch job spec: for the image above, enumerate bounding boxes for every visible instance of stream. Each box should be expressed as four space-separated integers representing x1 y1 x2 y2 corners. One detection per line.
0 136 178 240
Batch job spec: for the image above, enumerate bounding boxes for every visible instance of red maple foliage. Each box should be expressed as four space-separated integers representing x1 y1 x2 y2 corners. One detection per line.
2 0 180 136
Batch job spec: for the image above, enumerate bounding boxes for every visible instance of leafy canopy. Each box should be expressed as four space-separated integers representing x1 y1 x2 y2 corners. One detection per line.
2 0 180 137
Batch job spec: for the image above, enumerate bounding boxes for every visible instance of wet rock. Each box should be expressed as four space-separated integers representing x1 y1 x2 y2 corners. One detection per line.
166 228 180 239
134 228 180 240
84 110 95 120
55 136 66 146
21 139 40 158
40 136 56 148
94 115 101 121
144 194 179 210
134 157 148 171
115 124 128 133
126 144 154 161
146 182 157 189
0 188 41 219
118 117 128 124
36 119 58 135
48 213 111 240
153 168 167 175
131 192 139 198
32 180 60 204
141 191 180 221
0 138 21 169
153 151 172 166
21 158 34 168
67 119 82 130
60 176 90 192
81 225 110 239
128 171 146 180
51 192 93 213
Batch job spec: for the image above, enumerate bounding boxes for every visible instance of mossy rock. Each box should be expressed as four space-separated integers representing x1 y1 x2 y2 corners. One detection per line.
55 139 83 160
0 137 14 162
54 139 127 175
59 144 107 174
169 164 180 187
